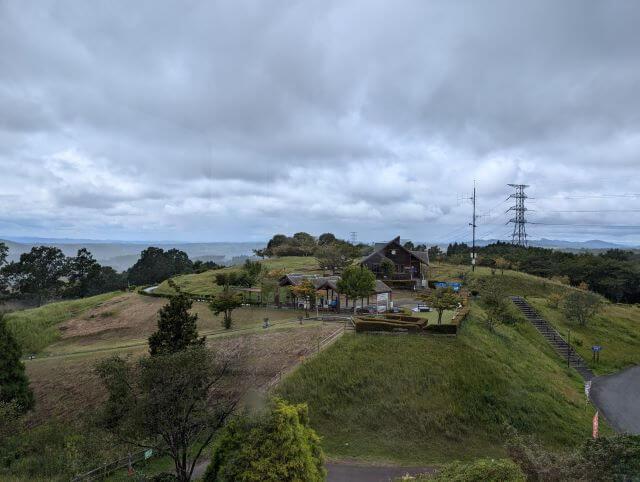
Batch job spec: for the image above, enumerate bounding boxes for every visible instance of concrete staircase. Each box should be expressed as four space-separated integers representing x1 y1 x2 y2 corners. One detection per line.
510 296 594 381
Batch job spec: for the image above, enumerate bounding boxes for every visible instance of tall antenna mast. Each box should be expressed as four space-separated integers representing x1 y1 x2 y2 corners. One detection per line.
349 231 358 245
507 184 529 246
469 181 477 271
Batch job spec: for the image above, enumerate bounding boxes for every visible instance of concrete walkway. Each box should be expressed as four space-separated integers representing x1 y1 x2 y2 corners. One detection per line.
326 463 435 482
591 364 640 434
191 461 435 481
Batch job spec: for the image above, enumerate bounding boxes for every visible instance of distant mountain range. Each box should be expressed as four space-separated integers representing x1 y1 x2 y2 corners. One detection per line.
456 238 639 249
0 238 265 272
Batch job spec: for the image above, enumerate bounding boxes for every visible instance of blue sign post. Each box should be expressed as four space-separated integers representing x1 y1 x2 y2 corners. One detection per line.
592 345 602 363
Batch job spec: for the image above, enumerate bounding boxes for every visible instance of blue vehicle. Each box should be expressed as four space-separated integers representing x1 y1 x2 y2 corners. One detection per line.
434 281 461 292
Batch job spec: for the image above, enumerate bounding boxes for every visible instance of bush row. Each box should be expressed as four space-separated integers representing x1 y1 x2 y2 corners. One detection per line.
354 320 422 334
451 290 470 326
384 279 417 289
423 324 457 334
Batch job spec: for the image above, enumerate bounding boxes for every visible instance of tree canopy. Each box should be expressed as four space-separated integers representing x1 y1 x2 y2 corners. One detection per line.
127 247 193 286
96 347 241 482
337 265 376 310
419 287 460 324
148 294 205 356
0 313 34 413
204 398 326 482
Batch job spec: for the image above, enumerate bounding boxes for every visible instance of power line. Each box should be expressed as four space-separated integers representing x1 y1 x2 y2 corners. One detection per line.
507 184 529 247
532 209 640 213
529 222 640 229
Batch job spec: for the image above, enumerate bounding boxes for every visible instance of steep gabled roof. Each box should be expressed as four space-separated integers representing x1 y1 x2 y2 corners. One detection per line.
361 236 429 266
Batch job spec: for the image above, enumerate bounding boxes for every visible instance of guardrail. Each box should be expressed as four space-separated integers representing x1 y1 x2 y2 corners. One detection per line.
71 449 156 481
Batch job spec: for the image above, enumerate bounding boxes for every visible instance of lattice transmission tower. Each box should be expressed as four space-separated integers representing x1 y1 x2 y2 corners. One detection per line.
507 184 529 246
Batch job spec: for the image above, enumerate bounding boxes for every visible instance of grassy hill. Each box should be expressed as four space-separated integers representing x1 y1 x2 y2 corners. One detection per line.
277 305 607 464
154 255 321 296
4 291 123 354
276 267 640 464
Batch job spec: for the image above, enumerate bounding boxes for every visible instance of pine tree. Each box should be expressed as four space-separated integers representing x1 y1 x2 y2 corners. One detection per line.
0 313 34 413
148 294 205 356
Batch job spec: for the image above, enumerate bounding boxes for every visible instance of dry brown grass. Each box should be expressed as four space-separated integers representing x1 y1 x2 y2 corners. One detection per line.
25 321 341 425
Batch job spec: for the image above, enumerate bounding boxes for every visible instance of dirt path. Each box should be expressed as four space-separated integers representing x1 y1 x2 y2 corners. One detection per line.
591 364 640 434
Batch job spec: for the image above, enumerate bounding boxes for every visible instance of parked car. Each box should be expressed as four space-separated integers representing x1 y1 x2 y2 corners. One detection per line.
411 303 431 312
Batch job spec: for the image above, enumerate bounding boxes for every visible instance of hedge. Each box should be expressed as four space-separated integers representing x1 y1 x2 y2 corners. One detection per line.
384 314 423 323
384 279 417 289
355 320 421 334
423 324 458 334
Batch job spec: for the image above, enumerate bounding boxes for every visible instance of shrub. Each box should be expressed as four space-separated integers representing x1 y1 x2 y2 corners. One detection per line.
431 458 526 481
423 324 457 335
204 398 325 482
355 320 421 334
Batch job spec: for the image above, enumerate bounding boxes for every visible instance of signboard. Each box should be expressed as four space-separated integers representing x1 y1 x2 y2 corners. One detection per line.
591 345 602 352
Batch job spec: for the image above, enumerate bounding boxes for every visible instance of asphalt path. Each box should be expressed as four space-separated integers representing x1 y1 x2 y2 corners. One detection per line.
190 461 435 481
591 364 640 434
326 463 435 482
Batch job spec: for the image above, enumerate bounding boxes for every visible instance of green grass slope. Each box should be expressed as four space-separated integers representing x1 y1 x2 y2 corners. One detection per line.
154 256 321 296
5 291 123 353
277 304 608 464
469 270 640 375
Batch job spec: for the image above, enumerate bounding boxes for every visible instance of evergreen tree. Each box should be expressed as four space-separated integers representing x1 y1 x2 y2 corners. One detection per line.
148 294 205 356
0 313 34 413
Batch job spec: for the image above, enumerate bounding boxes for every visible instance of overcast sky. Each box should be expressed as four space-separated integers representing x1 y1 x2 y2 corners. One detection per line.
1 1 639 244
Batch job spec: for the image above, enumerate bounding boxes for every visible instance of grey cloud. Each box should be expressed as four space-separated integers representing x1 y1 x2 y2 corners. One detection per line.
1 0 639 242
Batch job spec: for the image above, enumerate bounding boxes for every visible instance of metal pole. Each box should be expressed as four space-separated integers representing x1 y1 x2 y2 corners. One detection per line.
470 181 477 272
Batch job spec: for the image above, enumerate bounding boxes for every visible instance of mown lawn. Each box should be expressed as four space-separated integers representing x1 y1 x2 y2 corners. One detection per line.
154 256 321 296
5 291 124 354
277 304 608 464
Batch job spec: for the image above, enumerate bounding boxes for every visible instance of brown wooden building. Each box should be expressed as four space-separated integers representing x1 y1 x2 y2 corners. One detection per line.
360 236 429 287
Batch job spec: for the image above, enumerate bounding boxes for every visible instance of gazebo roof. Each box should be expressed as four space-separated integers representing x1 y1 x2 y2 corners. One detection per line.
279 273 391 294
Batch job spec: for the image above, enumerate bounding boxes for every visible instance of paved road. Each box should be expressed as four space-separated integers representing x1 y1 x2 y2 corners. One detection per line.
591 364 640 434
190 460 435 481
327 463 435 482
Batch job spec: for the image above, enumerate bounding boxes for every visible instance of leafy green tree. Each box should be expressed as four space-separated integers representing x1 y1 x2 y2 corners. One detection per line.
337 265 376 313
210 290 243 329
403 240 415 250
241 259 263 286
204 398 326 482
148 294 205 356
380 258 396 278
0 242 7 267
318 232 337 246
0 313 34 413
315 242 357 274
419 288 460 324
66 248 102 297
561 291 603 326
96 347 241 482
127 247 193 286
2 246 68 305
0 242 8 295
494 256 510 275
427 245 441 260
290 279 317 317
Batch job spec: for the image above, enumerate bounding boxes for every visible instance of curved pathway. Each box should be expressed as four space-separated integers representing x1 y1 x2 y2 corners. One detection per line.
591 365 640 434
